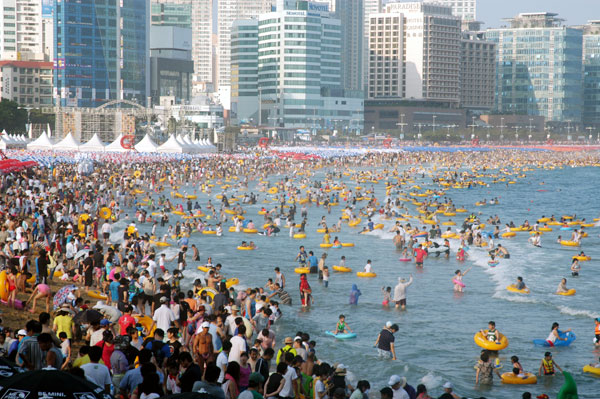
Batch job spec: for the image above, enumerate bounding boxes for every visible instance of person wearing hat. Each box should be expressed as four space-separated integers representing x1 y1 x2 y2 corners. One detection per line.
439 382 460 399
276 337 297 365
238 372 265 399
388 375 409 399
193 321 214 371
149 296 177 334
225 304 241 336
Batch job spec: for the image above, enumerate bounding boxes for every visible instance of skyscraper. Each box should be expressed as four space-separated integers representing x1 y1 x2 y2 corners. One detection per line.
423 0 476 21
54 0 149 107
460 30 496 110
363 0 381 91
217 0 272 92
336 0 363 91
151 1 192 27
0 0 44 61
583 21 600 127
486 13 584 123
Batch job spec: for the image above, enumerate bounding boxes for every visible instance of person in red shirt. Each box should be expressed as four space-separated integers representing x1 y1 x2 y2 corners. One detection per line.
118 305 136 335
95 329 115 370
414 245 427 268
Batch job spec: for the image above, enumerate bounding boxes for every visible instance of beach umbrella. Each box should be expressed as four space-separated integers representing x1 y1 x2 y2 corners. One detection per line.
0 358 22 379
0 369 110 399
53 285 77 309
73 309 103 324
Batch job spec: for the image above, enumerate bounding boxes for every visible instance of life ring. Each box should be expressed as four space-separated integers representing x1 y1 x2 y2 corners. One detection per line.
134 315 155 336
557 289 576 296
237 246 254 250
258 137 270 148
452 279 466 288
443 212 456 216
316 228 326 233
501 232 516 238
506 286 530 294
120 134 135 150
199 287 217 302
295 267 310 274
341 243 354 247
0 271 8 301
267 187 278 195
560 240 579 247
332 266 352 272
293 233 306 239
474 331 509 350
88 290 108 300
348 218 362 227
243 228 258 234
501 372 537 385
572 255 591 261
127 226 137 235
442 221 456 226
320 243 333 248
583 365 600 376
99 207 112 220
224 209 236 215
225 278 239 288
356 272 376 278
197 266 211 272
133 170 141 178
228 226 238 233
172 211 185 216
373 224 384 230
258 211 267 215
150 241 171 247
202 230 217 235
538 227 553 232
441 233 457 239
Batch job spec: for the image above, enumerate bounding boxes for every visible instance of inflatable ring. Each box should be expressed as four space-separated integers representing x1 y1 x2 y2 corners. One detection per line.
237 246 254 250
583 365 600 376
88 290 108 300
172 211 185 216
229 226 238 233
295 267 310 274
506 286 530 294
560 240 579 247
99 207 112 220
225 209 236 215
474 331 508 350
538 227 552 232
133 170 141 178
356 272 376 278
341 243 355 247
572 255 591 261
243 228 257 234
374 224 384 230
557 289 576 296
199 287 217 302
442 233 457 239
267 187 278 195
202 230 217 235
197 266 211 272
225 278 239 288
293 233 306 239
185 195 197 200
320 243 333 248
442 221 456 226
316 228 326 233
348 219 362 227
134 315 155 336
333 265 352 272
151 241 171 247
501 232 516 238
501 372 537 385
258 211 266 215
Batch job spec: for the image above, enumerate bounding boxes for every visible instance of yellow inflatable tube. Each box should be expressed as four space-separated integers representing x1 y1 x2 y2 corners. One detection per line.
583 365 600 376
356 272 376 278
88 290 108 300
237 246 254 250
560 240 579 247
501 372 537 385
557 289 576 296
474 331 508 350
333 266 352 272
293 233 307 239
506 286 530 294
295 267 310 274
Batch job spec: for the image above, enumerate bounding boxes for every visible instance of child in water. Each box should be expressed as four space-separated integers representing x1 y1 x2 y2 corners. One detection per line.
333 314 353 335
323 266 329 288
381 286 392 307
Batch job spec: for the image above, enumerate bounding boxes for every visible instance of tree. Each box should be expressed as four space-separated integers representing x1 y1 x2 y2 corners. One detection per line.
0 100 27 133
29 108 55 126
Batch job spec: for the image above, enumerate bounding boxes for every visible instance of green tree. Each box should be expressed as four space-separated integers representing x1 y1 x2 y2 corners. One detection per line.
0 100 27 133
29 108 55 126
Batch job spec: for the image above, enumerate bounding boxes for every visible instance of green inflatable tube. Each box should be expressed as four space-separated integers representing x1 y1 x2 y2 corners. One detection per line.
557 371 578 399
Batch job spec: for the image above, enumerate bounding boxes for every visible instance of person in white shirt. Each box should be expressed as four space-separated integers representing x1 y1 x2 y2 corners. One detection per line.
216 341 230 383
81 346 111 394
388 375 409 399
279 353 299 399
151 297 177 333
363 260 373 274
228 325 247 365
101 222 112 243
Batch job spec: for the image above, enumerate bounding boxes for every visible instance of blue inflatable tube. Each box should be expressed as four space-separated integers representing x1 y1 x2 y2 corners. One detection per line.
533 331 576 347
325 331 357 339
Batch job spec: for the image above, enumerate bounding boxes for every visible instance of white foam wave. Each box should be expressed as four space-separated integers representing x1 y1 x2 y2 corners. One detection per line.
420 372 442 390
557 305 600 319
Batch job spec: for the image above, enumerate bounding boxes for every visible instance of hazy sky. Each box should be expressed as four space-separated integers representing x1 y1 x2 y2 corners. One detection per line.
474 0 590 28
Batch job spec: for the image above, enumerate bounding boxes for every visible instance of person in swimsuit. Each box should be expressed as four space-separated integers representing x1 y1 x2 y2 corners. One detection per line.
570 259 580 276
25 282 52 313
479 321 501 345
453 268 471 292
332 314 352 335
6 267 17 308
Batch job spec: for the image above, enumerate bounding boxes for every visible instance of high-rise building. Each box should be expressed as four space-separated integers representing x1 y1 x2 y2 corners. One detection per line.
231 0 363 132
151 1 192 27
363 0 381 91
231 19 259 123
486 13 584 123
0 0 44 61
583 21 600 127
0 60 53 106
460 30 496 110
370 2 460 103
54 0 149 107
423 0 476 21
217 0 272 94
367 11 404 99
336 0 363 91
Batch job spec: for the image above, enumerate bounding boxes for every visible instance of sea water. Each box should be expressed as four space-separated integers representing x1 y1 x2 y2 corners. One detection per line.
131 164 600 398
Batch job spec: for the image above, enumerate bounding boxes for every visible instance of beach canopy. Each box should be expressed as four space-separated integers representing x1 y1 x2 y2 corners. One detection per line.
52 132 80 151
78 133 106 152
26 131 55 150
134 133 159 153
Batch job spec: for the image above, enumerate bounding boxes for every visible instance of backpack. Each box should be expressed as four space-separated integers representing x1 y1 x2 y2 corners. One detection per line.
143 338 167 364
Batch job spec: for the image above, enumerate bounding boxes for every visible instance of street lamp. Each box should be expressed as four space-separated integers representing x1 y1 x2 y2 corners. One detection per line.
396 113 407 136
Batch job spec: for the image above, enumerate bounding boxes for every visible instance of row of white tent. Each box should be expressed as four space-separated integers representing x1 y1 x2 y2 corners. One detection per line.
26 132 217 153
0 132 30 150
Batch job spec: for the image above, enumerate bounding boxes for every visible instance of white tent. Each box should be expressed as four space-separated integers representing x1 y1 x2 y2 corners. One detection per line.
157 135 188 153
52 132 80 151
105 133 130 152
181 134 197 153
174 134 194 153
134 134 158 152
0 135 24 150
27 131 55 150
79 133 107 152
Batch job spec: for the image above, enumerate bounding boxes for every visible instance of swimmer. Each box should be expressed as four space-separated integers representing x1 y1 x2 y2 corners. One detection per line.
479 321 501 345
509 276 528 291
332 314 352 335
456 246 468 261
363 260 373 274
556 278 569 294
453 268 470 292
528 232 542 248
381 286 392 307
594 318 600 346
546 322 571 346
570 259 580 277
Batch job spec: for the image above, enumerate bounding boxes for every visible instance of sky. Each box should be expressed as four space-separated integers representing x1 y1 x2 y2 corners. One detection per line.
474 0 590 28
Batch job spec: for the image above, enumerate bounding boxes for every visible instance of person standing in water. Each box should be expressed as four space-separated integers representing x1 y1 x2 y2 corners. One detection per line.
453 268 471 292
349 284 361 305
393 275 413 310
